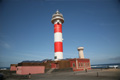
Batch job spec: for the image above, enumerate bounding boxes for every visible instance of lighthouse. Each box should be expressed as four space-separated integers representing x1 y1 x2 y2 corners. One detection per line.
51 10 64 61
10 11 91 74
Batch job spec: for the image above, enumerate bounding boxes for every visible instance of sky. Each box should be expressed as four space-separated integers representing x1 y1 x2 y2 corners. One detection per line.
0 0 120 67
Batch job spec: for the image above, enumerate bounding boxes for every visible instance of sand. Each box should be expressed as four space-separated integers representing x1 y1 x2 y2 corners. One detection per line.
3 69 120 80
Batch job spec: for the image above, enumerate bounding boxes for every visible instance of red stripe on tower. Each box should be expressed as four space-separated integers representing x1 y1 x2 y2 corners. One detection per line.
54 42 63 52
54 24 62 33
51 10 64 61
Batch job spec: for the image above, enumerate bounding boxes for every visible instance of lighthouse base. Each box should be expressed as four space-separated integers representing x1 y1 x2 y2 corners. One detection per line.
54 52 63 61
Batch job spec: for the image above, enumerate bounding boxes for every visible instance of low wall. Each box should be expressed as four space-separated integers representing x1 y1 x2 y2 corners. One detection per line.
16 66 45 75
73 67 91 71
52 68 73 73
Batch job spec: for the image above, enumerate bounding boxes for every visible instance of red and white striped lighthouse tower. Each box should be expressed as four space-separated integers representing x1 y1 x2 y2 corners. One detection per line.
51 10 64 61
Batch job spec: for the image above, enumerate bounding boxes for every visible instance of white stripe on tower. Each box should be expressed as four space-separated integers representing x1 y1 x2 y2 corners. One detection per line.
54 33 63 42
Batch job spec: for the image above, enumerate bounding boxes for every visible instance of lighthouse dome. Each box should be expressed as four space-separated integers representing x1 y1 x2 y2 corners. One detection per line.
51 10 64 24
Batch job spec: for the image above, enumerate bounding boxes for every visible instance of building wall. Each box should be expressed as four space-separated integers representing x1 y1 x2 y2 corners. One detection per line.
16 66 45 75
14 59 91 73
49 60 70 69
10 64 17 71
57 60 70 69
69 59 91 71
10 66 17 71
18 61 51 69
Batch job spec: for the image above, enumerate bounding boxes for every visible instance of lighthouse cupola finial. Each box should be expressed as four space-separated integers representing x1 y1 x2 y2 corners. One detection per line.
51 10 64 24
56 10 60 14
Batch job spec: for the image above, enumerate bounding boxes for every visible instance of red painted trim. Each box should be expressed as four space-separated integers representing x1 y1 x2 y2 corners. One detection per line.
54 42 63 52
54 24 62 33
87 68 91 70
73 69 84 71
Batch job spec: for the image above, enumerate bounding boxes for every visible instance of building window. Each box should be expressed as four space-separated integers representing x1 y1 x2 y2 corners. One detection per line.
72 63 75 67
84 63 86 66
88 63 89 66
85 63 87 66
79 62 81 67
81 63 83 67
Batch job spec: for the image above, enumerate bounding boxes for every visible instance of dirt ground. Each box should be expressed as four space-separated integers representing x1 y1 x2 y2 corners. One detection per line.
4 69 120 80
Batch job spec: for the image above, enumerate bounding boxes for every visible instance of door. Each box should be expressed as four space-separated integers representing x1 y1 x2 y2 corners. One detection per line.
51 63 56 69
56 63 59 69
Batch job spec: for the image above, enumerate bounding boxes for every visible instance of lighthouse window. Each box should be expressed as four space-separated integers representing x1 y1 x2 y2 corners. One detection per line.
72 63 75 67
54 56 57 59
57 22 60 25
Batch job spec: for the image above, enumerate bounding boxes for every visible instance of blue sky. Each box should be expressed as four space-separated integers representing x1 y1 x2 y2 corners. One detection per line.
0 0 120 67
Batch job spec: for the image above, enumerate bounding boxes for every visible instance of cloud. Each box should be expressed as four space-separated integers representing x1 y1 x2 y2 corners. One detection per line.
110 56 120 60
0 40 10 49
